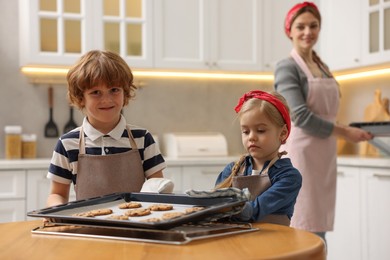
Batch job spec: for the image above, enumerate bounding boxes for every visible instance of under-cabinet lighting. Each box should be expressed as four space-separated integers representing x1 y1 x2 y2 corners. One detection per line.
334 68 390 81
20 66 390 82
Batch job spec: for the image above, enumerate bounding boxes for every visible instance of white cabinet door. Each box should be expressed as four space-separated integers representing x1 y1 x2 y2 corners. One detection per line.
0 170 26 199
0 200 26 223
26 169 51 216
360 167 390 260
154 0 262 71
154 0 209 70
327 166 362 260
163 166 183 194
0 169 26 222
182 166 223 191
320 0 362 70
262 0 305 71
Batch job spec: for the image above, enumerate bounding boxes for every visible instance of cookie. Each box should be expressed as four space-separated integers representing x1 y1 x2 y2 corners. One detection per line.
72 212 95 217
161 212 185 220
118 202 142 209
185 206 205 214
140 217 161 223
125 208 151 217
148 204 173 211
89 208 113 216
106 215 129 220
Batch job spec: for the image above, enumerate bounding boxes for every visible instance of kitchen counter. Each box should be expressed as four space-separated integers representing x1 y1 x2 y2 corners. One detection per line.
0 220 325 260
337 155 390 168
0 156 241 170
1 155 389 169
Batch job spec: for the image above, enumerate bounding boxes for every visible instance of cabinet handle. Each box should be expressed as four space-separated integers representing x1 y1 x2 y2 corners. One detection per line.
373 173 390 178
354 58 359 62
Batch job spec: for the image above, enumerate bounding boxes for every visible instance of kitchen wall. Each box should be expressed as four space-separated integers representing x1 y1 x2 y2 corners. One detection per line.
1 1 389 159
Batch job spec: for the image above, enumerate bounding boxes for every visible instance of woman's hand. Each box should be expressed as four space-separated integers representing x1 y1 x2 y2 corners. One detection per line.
334 124 374 143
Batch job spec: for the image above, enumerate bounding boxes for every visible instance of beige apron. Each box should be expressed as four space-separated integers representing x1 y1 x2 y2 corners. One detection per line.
286 49 339 232
76 126 145 200
232 155 291 226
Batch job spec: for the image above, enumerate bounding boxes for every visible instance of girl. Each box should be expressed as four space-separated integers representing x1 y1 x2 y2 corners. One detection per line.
274 2 372 239
215 90 302 225
46 50 168 207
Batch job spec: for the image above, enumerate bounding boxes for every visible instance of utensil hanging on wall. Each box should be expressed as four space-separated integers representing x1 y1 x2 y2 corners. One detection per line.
63 106 78 133
44 86 59 138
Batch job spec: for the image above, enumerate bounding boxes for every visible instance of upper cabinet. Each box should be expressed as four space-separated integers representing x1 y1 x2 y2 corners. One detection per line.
154 0 263 72
319 0 362 71
262 0 321 71
320 0 390 71
19 0 153 68
362 0 390 66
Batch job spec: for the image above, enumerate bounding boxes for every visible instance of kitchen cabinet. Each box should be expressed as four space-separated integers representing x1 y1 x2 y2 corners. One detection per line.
321 0 390 71
360 167 390 260
328 159 390 260
327 166 362 260
19 0 153 68
262 0 320 71
361 0 390 66
319 0 362 71
182 166 222 191
0 170 26 222
154 0 263 71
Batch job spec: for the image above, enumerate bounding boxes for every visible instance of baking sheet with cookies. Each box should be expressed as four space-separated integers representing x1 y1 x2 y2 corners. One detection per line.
27 192 246 229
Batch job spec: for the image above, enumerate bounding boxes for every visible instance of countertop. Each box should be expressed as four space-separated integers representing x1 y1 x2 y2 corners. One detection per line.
0 155 388 170
0 220 325 260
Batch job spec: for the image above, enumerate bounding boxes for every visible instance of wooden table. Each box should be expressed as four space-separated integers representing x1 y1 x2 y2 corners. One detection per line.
0 220 325 260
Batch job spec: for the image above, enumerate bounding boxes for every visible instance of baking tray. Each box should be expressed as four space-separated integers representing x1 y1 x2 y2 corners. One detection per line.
31 222 258 245
27 192 247 230
350 121 390 155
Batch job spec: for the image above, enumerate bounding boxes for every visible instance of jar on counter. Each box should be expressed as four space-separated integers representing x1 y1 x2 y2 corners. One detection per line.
22 134 37 159
4 125 22 159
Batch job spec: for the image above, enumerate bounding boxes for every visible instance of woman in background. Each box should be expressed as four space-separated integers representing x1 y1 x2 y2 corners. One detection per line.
274 2 372 242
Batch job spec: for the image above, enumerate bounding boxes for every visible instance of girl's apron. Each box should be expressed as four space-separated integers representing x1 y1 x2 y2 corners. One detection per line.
232 154 291 226
75 126 145 200
286 49 339 232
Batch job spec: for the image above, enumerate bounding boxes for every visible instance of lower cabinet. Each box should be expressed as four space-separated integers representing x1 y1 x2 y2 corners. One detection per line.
360 168 390 260
327 166 362 260
328 164 390 260
0 170 26 222
182 166 223 191
162 166 183 193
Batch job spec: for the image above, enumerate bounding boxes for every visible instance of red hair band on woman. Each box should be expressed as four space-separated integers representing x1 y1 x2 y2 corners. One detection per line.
234 90 291 140
284 1 319 37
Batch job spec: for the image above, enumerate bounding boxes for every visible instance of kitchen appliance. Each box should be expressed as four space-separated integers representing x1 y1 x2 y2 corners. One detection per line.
162 132 228 158
28 192 256 244
349 121 390 155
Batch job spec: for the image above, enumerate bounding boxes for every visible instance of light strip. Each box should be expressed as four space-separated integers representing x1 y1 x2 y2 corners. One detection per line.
21 66 390 81
334 68 390 81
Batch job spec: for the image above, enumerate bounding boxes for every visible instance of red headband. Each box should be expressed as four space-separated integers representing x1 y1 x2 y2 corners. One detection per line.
284 1 319 37
234 90 291 140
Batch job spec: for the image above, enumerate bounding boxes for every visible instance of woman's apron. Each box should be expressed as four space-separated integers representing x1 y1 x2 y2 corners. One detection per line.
75 126 145 200
286 49 340 232
232 154 291 226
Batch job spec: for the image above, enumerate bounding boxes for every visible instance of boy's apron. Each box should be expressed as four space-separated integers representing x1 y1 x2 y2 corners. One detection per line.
75 126 145 200
286 48 339 232
232 155 290 226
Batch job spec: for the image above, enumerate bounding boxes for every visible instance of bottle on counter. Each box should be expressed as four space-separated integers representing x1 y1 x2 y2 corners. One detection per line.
22 134 37 159
4 125 22 159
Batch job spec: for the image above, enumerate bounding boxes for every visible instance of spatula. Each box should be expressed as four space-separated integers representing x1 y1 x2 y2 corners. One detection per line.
63 106 78 133
44 86 59 138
